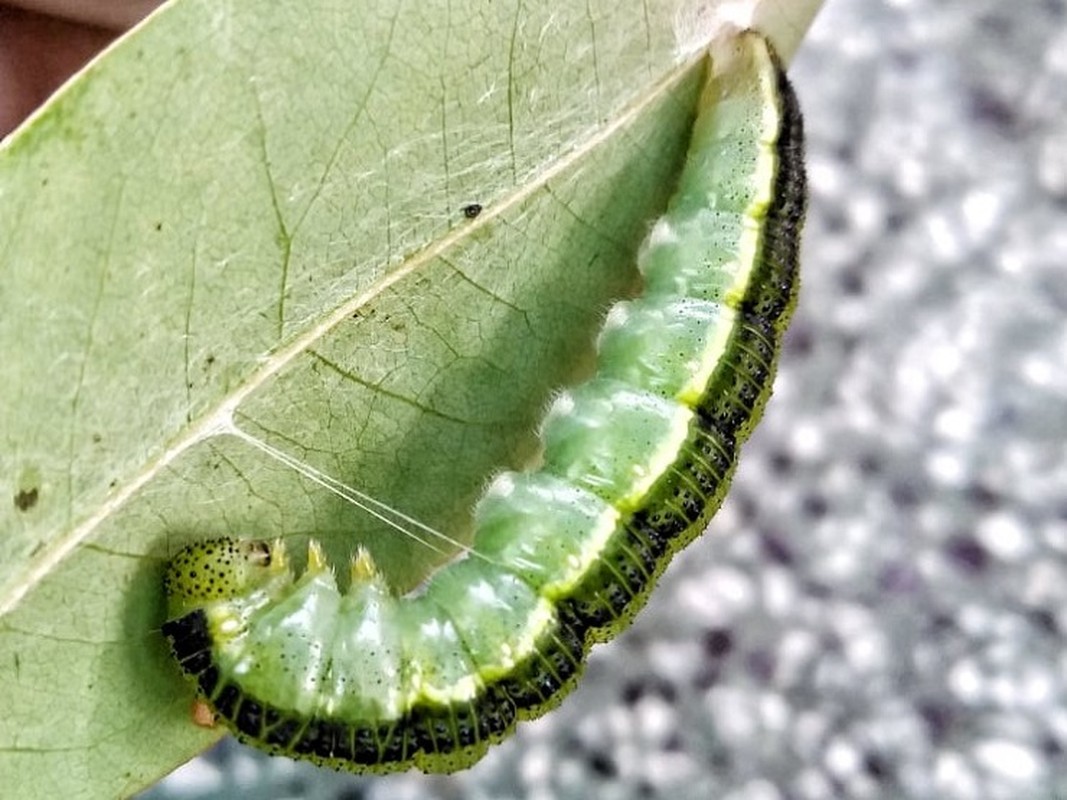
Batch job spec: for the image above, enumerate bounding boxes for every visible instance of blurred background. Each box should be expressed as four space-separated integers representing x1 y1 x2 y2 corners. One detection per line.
10 0 1065 797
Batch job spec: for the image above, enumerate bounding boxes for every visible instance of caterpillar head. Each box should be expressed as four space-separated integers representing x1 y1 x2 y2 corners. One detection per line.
163 537 279 618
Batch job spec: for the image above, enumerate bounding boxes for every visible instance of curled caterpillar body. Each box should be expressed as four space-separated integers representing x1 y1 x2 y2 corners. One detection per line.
162 29 806 774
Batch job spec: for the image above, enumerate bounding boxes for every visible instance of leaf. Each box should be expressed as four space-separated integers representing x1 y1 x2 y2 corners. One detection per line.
0 0 821 796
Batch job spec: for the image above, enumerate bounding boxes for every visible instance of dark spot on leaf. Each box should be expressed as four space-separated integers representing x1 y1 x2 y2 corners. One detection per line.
462 203 483 219
14 487 38 511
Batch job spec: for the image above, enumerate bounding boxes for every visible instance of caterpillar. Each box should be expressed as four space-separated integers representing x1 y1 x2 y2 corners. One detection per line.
162 28 806 774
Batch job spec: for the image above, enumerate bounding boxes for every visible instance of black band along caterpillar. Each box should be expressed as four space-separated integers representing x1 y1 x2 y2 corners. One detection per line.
162 29 806 774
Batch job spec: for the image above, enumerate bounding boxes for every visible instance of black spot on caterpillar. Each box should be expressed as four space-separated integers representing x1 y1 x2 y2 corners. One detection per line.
162 29 807 774
462 203 483 219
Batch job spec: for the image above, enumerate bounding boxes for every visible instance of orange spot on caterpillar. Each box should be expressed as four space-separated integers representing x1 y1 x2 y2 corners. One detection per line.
191 699 217 728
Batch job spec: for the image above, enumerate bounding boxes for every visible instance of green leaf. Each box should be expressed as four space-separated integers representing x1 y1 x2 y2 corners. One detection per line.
0 1 821 796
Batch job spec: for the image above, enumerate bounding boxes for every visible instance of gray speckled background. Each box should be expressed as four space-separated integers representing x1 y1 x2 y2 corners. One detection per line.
139 0 1067 797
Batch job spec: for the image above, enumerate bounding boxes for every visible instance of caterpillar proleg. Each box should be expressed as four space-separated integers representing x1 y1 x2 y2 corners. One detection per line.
162 28 806 774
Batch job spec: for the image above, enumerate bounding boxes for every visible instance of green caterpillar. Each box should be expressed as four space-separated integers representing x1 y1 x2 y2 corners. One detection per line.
162 28 806 773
